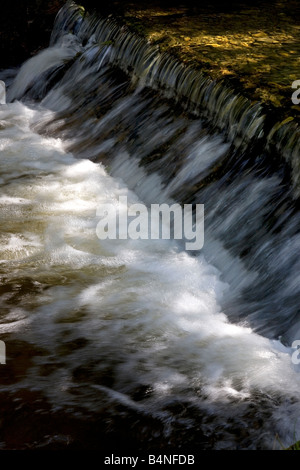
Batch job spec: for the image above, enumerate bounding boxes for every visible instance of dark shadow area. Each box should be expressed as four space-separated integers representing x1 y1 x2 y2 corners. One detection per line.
0 1 65 68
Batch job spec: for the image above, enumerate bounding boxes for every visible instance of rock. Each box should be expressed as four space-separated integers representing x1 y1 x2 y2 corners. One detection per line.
255 37 277 43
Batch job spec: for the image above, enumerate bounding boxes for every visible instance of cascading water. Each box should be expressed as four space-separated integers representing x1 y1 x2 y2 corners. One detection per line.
0 0 300 451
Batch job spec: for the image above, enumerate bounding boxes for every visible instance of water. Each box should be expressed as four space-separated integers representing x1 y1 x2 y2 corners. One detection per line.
0 0 300 450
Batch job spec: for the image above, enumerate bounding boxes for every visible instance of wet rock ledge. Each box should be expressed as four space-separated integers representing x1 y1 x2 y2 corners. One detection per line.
1 1 299 121
82 0 300 123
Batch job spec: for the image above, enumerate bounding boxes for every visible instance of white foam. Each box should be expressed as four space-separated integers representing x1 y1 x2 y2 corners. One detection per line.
0 99 299 449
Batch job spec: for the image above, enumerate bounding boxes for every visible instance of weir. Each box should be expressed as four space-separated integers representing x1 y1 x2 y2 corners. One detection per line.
8 0 298 341
49 2 299 193
0 0 300 451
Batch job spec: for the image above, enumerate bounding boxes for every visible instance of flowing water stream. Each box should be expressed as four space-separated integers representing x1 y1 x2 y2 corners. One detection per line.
0 1 300 450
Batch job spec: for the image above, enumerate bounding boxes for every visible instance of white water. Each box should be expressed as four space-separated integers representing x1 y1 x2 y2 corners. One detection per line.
0 97 299 449
1 21 300 449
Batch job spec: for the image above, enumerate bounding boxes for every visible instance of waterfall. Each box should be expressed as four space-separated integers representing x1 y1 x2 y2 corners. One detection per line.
48 1 299 192
0 0 300 451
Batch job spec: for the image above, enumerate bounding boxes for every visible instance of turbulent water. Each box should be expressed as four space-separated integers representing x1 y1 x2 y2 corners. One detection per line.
0 1 300 450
